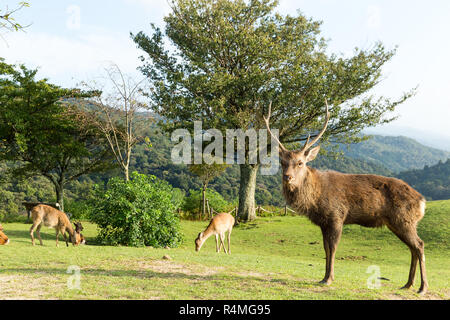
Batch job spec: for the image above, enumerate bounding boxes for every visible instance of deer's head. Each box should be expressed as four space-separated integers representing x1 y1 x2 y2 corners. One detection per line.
195 232 204 252
72 222 85 245
264 100 330 189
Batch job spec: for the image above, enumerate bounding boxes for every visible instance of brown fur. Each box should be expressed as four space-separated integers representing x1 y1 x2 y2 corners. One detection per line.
0 224 9 245
279 148 428 294
29 204 82 247
74 222 86 245
265 101 428 294
195 212 235 254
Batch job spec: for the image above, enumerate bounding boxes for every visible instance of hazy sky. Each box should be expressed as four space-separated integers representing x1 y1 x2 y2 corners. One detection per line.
1 0 450 140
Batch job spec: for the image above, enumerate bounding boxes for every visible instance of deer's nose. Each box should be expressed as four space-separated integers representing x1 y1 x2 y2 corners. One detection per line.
283 174 293 182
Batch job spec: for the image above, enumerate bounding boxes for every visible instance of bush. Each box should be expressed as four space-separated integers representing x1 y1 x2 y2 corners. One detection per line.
65 199 93 220
182 189 231 214
89 172 183 247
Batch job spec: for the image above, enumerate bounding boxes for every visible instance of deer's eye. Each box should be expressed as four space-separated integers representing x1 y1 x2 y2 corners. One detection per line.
297 161 304 167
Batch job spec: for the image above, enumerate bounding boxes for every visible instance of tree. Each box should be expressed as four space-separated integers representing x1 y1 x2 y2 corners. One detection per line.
132 0 414 221
188 161 229 218
0 2 29 32
0 59 114 211
78 63 152 181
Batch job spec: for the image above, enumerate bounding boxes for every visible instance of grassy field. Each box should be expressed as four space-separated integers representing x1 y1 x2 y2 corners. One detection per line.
0 200 448 300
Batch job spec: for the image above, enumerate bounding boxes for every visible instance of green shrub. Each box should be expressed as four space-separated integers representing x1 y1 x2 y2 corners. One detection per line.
89 172 182 247
65 199 93 220
182 189 230 214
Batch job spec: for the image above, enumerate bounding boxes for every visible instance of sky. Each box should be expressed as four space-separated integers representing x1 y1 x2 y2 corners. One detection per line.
1 0 450 144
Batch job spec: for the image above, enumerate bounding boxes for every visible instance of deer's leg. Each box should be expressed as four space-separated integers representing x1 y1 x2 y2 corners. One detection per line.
320 226 331 284
227 229 231 255
388 224 428 294
55 229 60 247
415 236 428 294
401 247 418 289
61 229 69 247
215 234 220 252
219 233 227 254
30 222 40 246
36 224 43 246
320 223 342 285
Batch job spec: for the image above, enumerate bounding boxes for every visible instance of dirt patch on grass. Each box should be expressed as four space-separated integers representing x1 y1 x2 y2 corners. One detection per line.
0 274 64 299
234 271 267 278
136 259 222 277
338 255 367 261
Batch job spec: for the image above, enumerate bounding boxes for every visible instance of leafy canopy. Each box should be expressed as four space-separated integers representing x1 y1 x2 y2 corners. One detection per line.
0 59 114 209
132 0 415 149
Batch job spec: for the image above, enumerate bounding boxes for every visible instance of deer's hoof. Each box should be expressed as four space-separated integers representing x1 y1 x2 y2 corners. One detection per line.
400 284 412 290
417 287 428 295
319 279 333 286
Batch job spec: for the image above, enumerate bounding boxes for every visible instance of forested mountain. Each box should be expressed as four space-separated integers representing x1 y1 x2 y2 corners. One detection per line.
1 123 449 219
340 135 450 173
397 159 450 201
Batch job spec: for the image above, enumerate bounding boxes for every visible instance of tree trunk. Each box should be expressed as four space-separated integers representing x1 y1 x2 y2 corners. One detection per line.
238 163 259 222
55 182 65 212
202 184 207 219
124 165 130 182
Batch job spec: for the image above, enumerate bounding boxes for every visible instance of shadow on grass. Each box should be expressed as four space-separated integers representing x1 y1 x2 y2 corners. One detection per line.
4 229 102 246
0 265 317 289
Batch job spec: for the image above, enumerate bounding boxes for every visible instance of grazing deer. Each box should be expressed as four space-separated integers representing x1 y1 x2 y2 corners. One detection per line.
0 224 10 245
264 100 429 294
74 222 86 245
30 204 82 247
195 212 235 254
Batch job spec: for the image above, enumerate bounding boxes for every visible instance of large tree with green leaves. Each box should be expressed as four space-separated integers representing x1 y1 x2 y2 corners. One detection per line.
0 59 114 211
132 0 414 221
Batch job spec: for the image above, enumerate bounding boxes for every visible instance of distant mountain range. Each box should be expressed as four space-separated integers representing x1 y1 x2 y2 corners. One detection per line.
128 128 450 205
397 159 450 201
339 135 450 173
364 125 450 152
1 124 449 215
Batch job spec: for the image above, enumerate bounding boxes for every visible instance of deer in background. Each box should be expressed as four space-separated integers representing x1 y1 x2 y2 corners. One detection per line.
30 204 82 247
264 100 428 294
195 212 235 254
0 224 10 245
74 222 86 245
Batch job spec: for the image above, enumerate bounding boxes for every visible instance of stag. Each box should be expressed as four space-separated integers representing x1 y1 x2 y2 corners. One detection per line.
264 100 428 294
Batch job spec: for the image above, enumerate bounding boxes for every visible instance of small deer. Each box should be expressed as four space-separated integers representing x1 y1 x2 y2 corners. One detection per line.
0 224 10 245
195 212 235 254
74 222 86 245
30 204 82 247
264 100 429 294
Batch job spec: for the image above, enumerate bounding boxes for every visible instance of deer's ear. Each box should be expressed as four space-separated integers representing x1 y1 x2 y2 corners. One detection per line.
305 146 320 162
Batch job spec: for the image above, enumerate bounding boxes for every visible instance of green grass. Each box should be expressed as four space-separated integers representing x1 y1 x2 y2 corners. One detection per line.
0 200 449 300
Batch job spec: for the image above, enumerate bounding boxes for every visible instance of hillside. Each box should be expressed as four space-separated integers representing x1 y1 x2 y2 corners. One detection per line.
129 127 395 207
397 159 450 201
0 125 396 215
340 135 450 173
3 124 449 216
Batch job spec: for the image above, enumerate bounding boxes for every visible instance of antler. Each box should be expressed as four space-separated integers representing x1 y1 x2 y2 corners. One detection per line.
299 99 330 152
263 101 287 152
